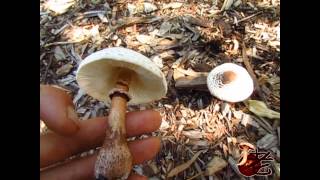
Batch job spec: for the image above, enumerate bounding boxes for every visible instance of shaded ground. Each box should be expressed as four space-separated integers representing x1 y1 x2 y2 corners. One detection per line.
40 0 280 179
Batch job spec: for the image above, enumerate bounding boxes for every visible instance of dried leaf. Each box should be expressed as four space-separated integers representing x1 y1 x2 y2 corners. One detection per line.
136 34 155 44
138 44 151 53
144 2 157 13
192 63 212 72
151 55 163 68
217 20 232 36
173 68 185 80
182 130 203 139
233 0 242 7
127 3 137 15
267 76 280 97
257 133 278 149
115 38 122 47
167 150 204 177
183 15 211 28
159 50 175 60
163 2 183 9
46 0 75 15
160 120 170 130
248 100 280 119
67 26 95 42
127 2 156 15
176 68 208 77
56 63 73 76
91 0 102 5
187 140 209 146
267 76 280 87
58 75 75 85
233 110 242 119
164 33 183 40
227 156 242 176
76 107 87 114
157 38 177 46
205 156 228 176
89 25 101 43
270 147 280 159
184 23 200 41
172 57 183 69
221 0 234 11
221 103 230 118
54 46 66 61
143 161 159 176
114 16 162 30
241 113 260 128
158 21 172 36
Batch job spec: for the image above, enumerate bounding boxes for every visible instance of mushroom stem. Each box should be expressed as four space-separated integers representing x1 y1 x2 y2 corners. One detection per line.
94 70 133 180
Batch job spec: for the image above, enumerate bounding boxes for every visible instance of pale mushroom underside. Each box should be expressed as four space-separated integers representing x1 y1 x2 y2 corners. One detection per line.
76 47 167 105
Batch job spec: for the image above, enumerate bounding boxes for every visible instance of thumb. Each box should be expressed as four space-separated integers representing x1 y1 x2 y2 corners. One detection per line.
40 85 80 136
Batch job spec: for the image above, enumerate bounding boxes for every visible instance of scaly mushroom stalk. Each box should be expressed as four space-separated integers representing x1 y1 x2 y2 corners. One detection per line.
76 47 167 180
95 70 133 180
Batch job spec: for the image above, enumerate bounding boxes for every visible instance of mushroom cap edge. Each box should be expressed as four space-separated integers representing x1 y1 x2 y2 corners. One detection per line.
76 47 167 105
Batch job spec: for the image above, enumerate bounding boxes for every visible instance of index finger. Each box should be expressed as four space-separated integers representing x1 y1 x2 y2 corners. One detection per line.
40 110 161 168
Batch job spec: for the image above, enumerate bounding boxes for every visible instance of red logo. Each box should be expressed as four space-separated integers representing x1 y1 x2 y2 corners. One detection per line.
238 149 273 177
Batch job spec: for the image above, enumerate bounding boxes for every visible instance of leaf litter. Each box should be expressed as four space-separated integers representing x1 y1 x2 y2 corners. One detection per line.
40 0 280 179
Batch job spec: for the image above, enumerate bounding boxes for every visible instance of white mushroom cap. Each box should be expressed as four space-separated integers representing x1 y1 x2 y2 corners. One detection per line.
207 63 253 102
76 47 167 105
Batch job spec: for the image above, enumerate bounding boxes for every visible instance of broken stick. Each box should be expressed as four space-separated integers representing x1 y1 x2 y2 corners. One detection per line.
241 42 268 103
175 75 208 91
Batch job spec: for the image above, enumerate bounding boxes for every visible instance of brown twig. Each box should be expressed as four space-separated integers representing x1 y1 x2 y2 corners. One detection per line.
235 11 262 24
44 41 82 48
241 42 268 103
112 16 163 31
175 76 208 91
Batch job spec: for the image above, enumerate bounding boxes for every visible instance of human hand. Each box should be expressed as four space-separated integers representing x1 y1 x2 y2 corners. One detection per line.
40 85 161 180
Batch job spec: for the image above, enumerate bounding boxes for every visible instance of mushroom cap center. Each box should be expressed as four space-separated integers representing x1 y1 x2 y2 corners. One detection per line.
222 71 237 84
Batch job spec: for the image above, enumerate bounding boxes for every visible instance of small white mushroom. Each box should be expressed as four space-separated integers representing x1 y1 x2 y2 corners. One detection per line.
76 47 167 179
207 63 254 102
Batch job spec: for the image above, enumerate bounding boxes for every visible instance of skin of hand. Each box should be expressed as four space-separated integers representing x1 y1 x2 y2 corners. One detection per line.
40 85 162 180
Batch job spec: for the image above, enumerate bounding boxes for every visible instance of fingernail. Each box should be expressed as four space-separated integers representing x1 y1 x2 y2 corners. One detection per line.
67 106 80 126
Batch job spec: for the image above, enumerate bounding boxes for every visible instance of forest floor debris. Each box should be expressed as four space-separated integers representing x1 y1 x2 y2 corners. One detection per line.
40 0 280 179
